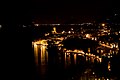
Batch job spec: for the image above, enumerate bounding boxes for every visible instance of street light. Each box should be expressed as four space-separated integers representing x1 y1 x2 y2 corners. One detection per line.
102 23 105 27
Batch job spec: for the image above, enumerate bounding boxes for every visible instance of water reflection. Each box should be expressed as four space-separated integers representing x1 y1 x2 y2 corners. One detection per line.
40 45 48 65
32 40 119 80
74 54 77 64
33 44 38 65
108 61 111 71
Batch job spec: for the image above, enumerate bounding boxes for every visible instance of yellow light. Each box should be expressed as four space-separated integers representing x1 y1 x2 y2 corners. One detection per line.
102 23 105 26
74 54 77 64
78 54 82 55
92 38 94 40
101 50 103 53
96 56 99 58
86 53 88 55
99 58 102 62
45 33 48 36
34 43 37 47
108 56 111 58
63 48 67 51
88 48 90 52
86 34 90 38
88 53 91 56
98 78 101 80
97 50 99 53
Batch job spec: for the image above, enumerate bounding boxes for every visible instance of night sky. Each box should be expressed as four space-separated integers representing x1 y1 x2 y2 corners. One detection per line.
32 0 112 16
0 0 119 23
31 0 120 23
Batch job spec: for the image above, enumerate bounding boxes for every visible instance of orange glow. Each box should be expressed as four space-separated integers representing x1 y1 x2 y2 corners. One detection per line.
74 54 77 64
86 34 90 38
108 61 111 71
33 40 48 66
99 58 102 62
102 23 105 26
34 43 38 65
65 53 67 67
41 45 46 65
88 48 90 53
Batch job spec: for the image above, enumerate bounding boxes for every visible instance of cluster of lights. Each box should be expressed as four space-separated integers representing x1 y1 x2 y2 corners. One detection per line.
33 40 48 46
65 49 102 62
34 23 95 27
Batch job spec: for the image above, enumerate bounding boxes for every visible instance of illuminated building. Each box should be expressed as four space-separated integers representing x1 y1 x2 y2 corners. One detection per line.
98 23 110 36
52 27 57 34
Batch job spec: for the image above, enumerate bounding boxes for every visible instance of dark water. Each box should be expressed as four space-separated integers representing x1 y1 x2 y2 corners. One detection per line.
32 41 120 80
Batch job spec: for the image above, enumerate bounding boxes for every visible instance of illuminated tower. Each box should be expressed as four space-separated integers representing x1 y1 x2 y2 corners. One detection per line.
52 27 57 34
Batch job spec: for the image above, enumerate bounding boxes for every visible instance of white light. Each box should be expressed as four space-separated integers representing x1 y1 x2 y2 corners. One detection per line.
102 23 105 26
62 31 65 34
68 31 71 33
113 44 115 47
71 28 73 30
0 25 2 29
86 34 90 38
35 24 39 26
115 14 117 16
95 37 97 41
23 25 26 27
92 38 94 40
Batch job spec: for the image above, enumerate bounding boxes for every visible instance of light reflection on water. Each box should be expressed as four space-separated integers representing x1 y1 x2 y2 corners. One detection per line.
40 45 47 65
32 40 118 80
33 44 38 65
74 54 77 64
33 44 48 66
